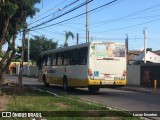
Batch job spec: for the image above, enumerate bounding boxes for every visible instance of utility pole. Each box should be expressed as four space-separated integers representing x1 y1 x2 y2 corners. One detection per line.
28 31 30 63
77 33 79 45
27 30 30 76
86 0 89 43
125 34 129 64
88 30 90 42
143 28 147 63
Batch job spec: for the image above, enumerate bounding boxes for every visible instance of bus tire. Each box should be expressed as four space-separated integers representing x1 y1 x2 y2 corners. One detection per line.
63 76 68 91
43 75 49 87
88 86 100 92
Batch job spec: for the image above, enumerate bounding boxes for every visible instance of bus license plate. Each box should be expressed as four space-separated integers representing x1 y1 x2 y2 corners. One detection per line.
102 81 114 85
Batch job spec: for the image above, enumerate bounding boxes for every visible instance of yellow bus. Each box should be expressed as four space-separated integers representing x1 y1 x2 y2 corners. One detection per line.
38 42 126 92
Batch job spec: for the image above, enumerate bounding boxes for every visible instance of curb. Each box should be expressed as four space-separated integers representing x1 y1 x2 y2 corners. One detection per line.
116 87 159 95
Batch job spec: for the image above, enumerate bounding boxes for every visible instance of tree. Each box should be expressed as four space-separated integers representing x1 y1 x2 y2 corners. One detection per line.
28 35 57 63
0 0 40 84
13 46 28 62
146 48 152 52
64 31 74 47
14 35 57 64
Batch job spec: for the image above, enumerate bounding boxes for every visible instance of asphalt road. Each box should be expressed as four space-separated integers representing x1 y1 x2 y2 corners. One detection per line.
69 88 160 111
5 75 160 112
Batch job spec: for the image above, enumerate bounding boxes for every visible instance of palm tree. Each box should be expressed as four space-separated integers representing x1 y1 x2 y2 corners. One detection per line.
64 31 74 47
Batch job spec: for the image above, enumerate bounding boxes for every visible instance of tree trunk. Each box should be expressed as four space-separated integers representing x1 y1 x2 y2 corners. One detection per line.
0 55 5 84
18 61 22 88
3 40 16 71
0 35 16 84
0 17 9 51
0 67 5 84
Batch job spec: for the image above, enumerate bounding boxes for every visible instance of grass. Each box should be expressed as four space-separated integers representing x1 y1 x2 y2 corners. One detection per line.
0 86 142 120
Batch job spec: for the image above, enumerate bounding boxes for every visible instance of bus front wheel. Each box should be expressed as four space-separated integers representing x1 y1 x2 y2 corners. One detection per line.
88 86 100 92
63 76 68 91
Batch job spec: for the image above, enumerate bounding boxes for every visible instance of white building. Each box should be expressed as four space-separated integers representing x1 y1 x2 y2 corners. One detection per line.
134 51 160 63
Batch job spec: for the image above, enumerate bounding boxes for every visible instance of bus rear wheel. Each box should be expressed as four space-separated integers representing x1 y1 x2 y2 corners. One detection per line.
88 86 100 92
43 75 49 87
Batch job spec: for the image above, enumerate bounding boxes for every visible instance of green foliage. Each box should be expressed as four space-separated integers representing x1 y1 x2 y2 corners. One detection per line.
64 31 74 47
30 35 57 62
13 46 23 62
0 2 18 16
0 0 41 44
0 0 41 83
0 51 5 58
146 48 152 52
14 35 57 62
3 87 141 120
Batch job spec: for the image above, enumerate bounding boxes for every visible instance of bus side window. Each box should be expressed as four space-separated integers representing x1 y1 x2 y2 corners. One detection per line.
56 52 63 66
37 58 42 70
47 54 52 66
63 50 70 65
52 53 56 66
78 47 88 65
70 49 78 65
43 55 47 66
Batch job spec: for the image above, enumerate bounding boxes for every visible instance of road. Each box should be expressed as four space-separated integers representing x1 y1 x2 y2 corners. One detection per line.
5 75 160 112
70 88 160 111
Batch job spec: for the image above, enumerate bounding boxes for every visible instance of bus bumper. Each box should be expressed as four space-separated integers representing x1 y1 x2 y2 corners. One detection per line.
87 79 126 87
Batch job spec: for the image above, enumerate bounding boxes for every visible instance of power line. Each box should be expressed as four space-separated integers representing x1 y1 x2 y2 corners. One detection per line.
41 28 65 35
89 14 160 27
92 18 160 33
55 13 160 33
29 0 120 31
102 2 160 24
52 14 160 29
53 0 68 8
53 0 124 32
54 1 160 31
29 0 93 30
83 2 160 29
43 0 56 9
28 0 57 23
89 15 160 29
29 0 79 26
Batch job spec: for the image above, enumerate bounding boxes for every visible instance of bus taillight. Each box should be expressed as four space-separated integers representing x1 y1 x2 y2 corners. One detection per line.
88 69 93 76
123 70 126 76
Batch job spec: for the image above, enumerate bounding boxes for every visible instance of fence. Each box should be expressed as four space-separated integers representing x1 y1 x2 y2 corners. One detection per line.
140 63 160 88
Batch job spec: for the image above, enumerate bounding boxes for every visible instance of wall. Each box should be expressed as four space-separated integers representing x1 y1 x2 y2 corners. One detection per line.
127 63 160 87
29 66 38 77
16 65 38 77
127 65 140 86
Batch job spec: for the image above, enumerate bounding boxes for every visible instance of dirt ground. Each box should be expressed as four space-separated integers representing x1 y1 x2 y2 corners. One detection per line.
0 95 8 111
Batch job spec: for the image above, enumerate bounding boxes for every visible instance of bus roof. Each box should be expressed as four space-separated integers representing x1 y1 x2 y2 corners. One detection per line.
41 41 124 56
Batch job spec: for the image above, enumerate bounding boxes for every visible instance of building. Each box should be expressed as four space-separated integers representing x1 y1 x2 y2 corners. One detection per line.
134 51 160 63
128 50 142 61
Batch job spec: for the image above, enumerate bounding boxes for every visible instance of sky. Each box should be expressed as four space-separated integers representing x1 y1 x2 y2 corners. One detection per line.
3 0 160 51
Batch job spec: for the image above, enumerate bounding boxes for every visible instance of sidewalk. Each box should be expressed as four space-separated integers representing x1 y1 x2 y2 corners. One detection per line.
116 85 160 94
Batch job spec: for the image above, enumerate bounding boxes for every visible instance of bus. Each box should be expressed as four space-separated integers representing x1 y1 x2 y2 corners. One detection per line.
38 42 126 92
